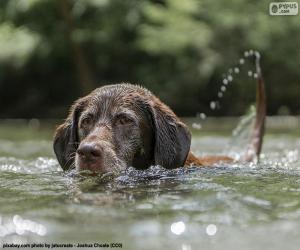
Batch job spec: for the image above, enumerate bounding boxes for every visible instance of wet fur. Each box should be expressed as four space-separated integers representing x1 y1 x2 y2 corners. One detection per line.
54 84 191 172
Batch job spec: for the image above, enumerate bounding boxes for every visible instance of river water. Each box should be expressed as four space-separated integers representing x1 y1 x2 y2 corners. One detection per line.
0 119 299 250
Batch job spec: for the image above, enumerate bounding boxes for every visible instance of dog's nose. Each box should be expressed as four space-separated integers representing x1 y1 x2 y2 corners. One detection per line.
77 143 102 161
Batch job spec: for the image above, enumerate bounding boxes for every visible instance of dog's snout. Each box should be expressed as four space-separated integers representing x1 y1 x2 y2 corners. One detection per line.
77 143 102 161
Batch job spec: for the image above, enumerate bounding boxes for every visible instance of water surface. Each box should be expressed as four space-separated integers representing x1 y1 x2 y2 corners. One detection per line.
0 119 299 250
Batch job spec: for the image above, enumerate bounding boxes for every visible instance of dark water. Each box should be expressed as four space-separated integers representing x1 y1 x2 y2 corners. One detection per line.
0 120 300 250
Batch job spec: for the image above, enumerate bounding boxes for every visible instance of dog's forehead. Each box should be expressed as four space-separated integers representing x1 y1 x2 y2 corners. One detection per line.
86 84 152 116
95 84 152 98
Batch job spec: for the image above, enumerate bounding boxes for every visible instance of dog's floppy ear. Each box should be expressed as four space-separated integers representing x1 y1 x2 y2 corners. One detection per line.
53 97 88 170
149 97 191 169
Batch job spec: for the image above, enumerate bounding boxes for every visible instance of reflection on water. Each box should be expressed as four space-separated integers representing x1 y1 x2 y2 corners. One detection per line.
170 221 186 235
0 215 47 237
0 122 300 250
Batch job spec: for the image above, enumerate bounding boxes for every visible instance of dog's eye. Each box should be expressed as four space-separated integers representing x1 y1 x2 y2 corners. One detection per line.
115 115 133 126
81 117 93 127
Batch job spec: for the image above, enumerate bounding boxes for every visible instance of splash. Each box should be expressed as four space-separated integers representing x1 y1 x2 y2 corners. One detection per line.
193 49 262 119
225 105 256 159
194 50 264 161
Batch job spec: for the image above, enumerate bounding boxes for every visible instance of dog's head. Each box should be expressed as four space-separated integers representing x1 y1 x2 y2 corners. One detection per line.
53 84 191 173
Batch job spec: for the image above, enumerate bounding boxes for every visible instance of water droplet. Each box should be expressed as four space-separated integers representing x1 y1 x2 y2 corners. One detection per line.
196 112 206 120
249 49 254 56
227 75 233 82
221 86 226 92
248 70 253 77
192 123 202 130
239 58 245 65
223 79 228 85
199 113 206 119
244 51 249 57
218 92 223 98
210 101 216 110
228 68 233 74
234 67 240 74
253 73 258 78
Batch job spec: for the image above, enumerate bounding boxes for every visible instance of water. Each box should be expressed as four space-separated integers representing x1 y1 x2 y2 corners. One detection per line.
0 120 300 250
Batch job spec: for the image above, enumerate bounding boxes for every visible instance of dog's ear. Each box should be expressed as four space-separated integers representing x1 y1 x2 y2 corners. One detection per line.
53 97 88 170
149 97 191 169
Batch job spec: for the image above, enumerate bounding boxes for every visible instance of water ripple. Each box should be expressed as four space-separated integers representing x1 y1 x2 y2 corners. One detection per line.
0 157 61 174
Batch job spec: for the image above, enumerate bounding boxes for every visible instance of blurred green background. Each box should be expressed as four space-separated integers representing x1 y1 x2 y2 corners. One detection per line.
0 0 299 118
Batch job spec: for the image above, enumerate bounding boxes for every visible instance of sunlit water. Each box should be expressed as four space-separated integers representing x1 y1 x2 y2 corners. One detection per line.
0 121 300 250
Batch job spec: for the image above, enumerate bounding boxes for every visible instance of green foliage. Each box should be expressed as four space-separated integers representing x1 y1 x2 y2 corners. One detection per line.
0 22 40 68
0 0 299 118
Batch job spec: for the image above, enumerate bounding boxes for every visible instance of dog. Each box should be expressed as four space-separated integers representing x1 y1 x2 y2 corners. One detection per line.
54 59 266 173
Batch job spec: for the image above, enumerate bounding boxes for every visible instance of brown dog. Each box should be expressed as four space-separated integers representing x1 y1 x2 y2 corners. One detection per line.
54 59 266 173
